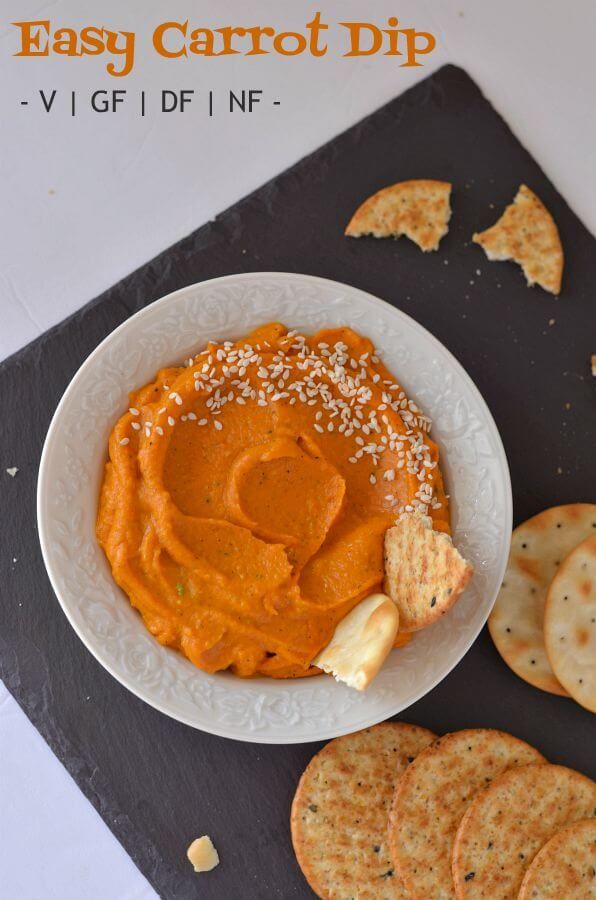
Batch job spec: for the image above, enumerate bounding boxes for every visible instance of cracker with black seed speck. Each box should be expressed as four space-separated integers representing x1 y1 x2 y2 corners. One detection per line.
291 722 436 898
489 504 596 696
545 533 596 713
345 179 452 252
473 185 563 295
384 514 473 632
518 817 596 899
389 729 545 899
453 764 596 899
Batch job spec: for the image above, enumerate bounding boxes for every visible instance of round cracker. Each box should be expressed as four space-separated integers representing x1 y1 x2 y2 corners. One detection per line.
291 722 436 898
488 503 596 695
545 533 596 713
518 817 596 899
388 729 545 899
452 764 596 899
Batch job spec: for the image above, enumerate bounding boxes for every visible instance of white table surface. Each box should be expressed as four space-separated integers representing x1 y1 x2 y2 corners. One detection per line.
1 1 595 897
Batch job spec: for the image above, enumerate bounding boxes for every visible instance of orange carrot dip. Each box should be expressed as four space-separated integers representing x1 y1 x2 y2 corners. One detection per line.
97 324 450 678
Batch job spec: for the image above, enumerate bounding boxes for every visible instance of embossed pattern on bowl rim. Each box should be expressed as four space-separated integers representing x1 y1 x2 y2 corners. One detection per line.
37 273 512 743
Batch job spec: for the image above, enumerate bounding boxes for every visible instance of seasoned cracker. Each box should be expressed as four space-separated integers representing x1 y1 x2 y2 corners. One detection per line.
388 729 545 899
384 514 473 632
544 533 596 713
452 764 596 899
345 179 452 252
291 722 436 899
488 504 596 696
313 592 399 691
518 818 596 900
473 185 563 294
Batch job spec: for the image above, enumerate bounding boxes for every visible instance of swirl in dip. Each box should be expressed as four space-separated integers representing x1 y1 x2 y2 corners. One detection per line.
97 324 450 678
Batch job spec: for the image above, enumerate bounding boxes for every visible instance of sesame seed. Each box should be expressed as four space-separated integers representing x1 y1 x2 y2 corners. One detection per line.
132 329 437 513
119 437 130 446
129 407 140 416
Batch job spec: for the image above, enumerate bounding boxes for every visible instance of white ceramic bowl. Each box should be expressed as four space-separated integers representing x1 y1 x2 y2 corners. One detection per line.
38 273 512 743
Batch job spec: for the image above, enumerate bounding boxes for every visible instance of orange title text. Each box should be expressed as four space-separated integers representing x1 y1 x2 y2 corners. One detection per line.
12 14 437 77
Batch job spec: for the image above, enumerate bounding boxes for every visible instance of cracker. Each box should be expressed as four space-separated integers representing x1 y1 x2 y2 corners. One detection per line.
313 592 399 691
345 179 452 252
518 817 596 900
388 729 545 899
488 503 596 696
384 514 474 632
473 184 563 294
291 722 437 899
452 764 596 899
544 533 596 713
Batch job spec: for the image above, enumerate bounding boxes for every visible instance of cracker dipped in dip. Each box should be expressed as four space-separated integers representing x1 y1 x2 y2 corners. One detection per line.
97 324 450 678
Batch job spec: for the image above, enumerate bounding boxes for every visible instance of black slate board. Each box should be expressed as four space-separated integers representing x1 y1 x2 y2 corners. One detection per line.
1 65 595 900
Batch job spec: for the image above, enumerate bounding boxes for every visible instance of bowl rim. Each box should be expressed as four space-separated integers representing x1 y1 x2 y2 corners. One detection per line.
37 271 513 743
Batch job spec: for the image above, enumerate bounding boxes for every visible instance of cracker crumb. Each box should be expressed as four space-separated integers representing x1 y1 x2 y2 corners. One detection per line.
548 318 556 326
187 836 219 873
591 354 596 377
6 467 18 477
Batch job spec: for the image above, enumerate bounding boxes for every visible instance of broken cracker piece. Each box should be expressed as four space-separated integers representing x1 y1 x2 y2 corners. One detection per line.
345 179 452 252
473 184 563 295
384 514 473 631
187 835 219 873
591 354 596 377
313 592 399 691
